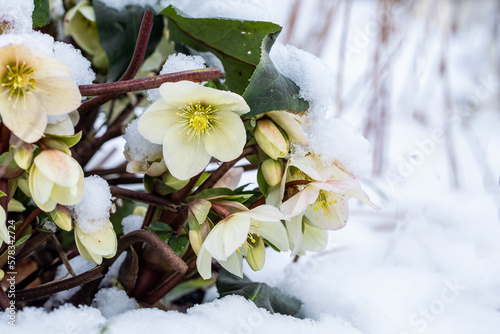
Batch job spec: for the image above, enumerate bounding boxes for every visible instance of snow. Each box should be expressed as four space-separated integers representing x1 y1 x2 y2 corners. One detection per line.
52 42 96 85
42 221 57 233
270 43 372 177
92 288 139 319
121 214 143 235
69 176 112 234
123 119 162 161
0 0 34 34
147 53 206 103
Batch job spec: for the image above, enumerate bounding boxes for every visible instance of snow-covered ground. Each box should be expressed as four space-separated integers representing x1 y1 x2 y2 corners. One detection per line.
3 0 500 333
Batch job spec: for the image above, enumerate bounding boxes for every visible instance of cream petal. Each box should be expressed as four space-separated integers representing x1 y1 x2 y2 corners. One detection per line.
253 219 289 252
302 217 328 252
137 102 180 144
196 245 213 280
162 126 212 180
219 251 243 278
305 193 348 230
203 215 250 261
286 215 304 256
75 222 116 256
30 165 54 207
36 75 81 116
44 116 75 136
34 150 82 187
159 81 250 116
0 93 47 143
50 166 84 205
238 205 286 222
280 185 319 218
75 229 103 264
204 111 246 162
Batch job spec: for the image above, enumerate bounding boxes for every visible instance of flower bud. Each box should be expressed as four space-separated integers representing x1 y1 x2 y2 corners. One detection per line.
245 236 266 271
13 143 33 170
50 205 73 231
189 220 211 255
267 110 309 144
261 158 282 187
254 119 288 160
74 221 117 265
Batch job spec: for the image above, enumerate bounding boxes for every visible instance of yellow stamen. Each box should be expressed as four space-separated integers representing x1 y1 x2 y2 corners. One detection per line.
176 102 221 142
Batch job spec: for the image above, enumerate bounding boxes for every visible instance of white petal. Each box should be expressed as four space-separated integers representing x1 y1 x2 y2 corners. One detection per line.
305 194 348 230
159 81 250 116
50 168 84 206
196 245 213 280
204 111 246 162
254 219 289 252
280 185 319 218
0 93 47 143
238 205 286 222
286 215 304 256
203 215 250 261
75 229 103 264
35 75 81 116
75 222 116 256
30 165 56 211
162 126 212 180
34 150 81 187
302 218 328 252
219 251 243 278
137 102 179 144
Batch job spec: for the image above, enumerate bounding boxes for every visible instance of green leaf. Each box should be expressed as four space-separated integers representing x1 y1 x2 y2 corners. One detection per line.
33 0 51 28
44 131 82 148
243 34 309 116
94 1 164 81
187 187 234 201
216 268 302 316
146 221 173 232
161 5 281 94
256 165 269 197
169 234 189 256
162 277 216 304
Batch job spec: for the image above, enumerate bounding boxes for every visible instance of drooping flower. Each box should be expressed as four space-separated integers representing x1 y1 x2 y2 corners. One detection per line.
280 152 379 255
28 149 84 212
0 43 81 143
196 205 289 279
137 80 250 180
74 221 117 264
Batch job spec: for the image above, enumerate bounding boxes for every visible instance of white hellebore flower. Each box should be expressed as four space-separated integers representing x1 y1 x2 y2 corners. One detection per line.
197 205 289 279
29 149 84 212
280 153 379 255
138 81 250 180
74 221 117 264
0 44 81 143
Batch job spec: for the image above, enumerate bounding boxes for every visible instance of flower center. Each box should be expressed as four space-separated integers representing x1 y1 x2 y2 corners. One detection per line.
2 61 37 99
177 102 221 142
307 190 344 220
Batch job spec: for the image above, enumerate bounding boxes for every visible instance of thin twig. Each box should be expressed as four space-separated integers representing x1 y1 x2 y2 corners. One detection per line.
110 186 183 213
79 69 223 96
50 235 76 277
14 207 42 242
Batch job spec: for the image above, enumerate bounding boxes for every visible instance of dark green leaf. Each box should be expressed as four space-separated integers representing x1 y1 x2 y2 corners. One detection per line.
33 0 51 28
169 234 189 255
161 5 281 94
94 1 164 81
256 166 269 197
146 221 173 232
216 268 302 316
243 34 309 116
